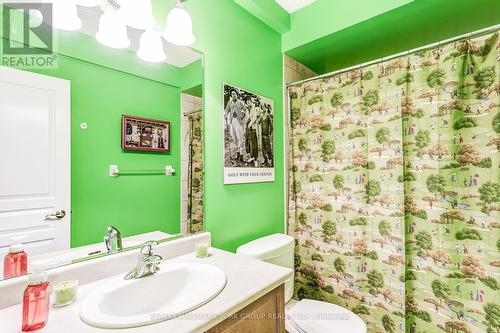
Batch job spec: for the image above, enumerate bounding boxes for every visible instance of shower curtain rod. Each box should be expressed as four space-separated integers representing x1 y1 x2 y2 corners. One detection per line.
286 23 500 87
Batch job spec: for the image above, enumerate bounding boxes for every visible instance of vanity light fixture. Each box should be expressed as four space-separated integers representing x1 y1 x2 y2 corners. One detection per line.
164 0 195 46
137 30 167 63
45 0 82 31
118 0 155 30
96 10 130 49
41 0 188 63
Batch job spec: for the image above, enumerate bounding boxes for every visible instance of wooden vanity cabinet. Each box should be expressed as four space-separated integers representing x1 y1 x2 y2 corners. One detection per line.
206 284 285 333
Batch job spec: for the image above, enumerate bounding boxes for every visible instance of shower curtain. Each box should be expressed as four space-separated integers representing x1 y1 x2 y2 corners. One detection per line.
187 111 204 233
288 30 499 333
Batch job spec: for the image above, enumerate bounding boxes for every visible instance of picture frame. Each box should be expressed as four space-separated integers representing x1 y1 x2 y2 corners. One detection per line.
121 115 170 153
222 82 275 184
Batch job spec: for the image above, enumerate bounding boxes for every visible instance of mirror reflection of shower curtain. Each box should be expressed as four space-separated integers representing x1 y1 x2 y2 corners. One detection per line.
187 111 204 233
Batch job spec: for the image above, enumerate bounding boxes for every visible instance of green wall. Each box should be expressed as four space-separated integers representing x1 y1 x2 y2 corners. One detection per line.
183 0 286 252
179 59 204 92
62 57 181 246
61 1 287 252
58 55 181 247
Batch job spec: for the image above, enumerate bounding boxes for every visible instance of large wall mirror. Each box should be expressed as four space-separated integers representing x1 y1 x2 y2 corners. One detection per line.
0 2 204 281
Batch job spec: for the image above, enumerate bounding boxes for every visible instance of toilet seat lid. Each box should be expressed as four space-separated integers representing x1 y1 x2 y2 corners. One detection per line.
287 299 367 333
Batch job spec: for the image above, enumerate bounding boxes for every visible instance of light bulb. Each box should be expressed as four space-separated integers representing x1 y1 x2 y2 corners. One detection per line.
76 0 102 7
137 30 166 63
96 11 130 49
44 0 82 31
118 0 155 30
164 2 195 46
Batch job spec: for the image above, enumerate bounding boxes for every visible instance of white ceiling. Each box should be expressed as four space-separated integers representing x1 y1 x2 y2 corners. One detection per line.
77 6 202 68
274 0 316 13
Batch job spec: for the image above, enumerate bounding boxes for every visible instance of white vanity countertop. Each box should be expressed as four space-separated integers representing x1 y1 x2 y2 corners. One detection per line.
0 248 293 333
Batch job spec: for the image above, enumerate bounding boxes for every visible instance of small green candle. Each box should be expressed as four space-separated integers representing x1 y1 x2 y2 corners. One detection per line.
53 280 78 307
195 242 209 258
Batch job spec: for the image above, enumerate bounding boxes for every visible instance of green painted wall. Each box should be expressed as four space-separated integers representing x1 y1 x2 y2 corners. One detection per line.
60 55 181 247
2 37 182 247
179 59 204 92
62 56 181 247
182 0 286 252
282 0 413 52
286 0 500 74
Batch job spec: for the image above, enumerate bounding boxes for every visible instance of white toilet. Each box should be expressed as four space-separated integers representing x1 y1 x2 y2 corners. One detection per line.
236 234 367 333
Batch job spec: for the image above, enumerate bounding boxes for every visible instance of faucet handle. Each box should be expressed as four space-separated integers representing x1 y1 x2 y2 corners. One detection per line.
140 241 159 255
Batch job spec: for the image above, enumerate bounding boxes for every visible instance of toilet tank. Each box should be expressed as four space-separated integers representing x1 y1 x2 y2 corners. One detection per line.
236 234 294 302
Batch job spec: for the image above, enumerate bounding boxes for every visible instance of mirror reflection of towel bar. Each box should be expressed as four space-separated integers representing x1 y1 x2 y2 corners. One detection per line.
109 165 175 177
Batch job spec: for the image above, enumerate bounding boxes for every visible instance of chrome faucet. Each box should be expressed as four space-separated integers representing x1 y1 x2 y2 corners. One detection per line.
124 241 163 280
104 226 123 254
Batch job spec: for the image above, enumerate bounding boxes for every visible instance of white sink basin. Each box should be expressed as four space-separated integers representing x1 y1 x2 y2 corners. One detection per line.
80 262 226 328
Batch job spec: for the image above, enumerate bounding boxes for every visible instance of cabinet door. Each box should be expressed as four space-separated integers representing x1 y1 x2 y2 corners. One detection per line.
207 284 285 333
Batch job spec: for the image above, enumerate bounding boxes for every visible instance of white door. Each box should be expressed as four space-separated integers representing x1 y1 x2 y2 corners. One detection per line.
0 66 70 259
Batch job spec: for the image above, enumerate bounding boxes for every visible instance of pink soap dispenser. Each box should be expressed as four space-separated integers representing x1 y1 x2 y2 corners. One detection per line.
3 243 28 279
22 263 50 331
